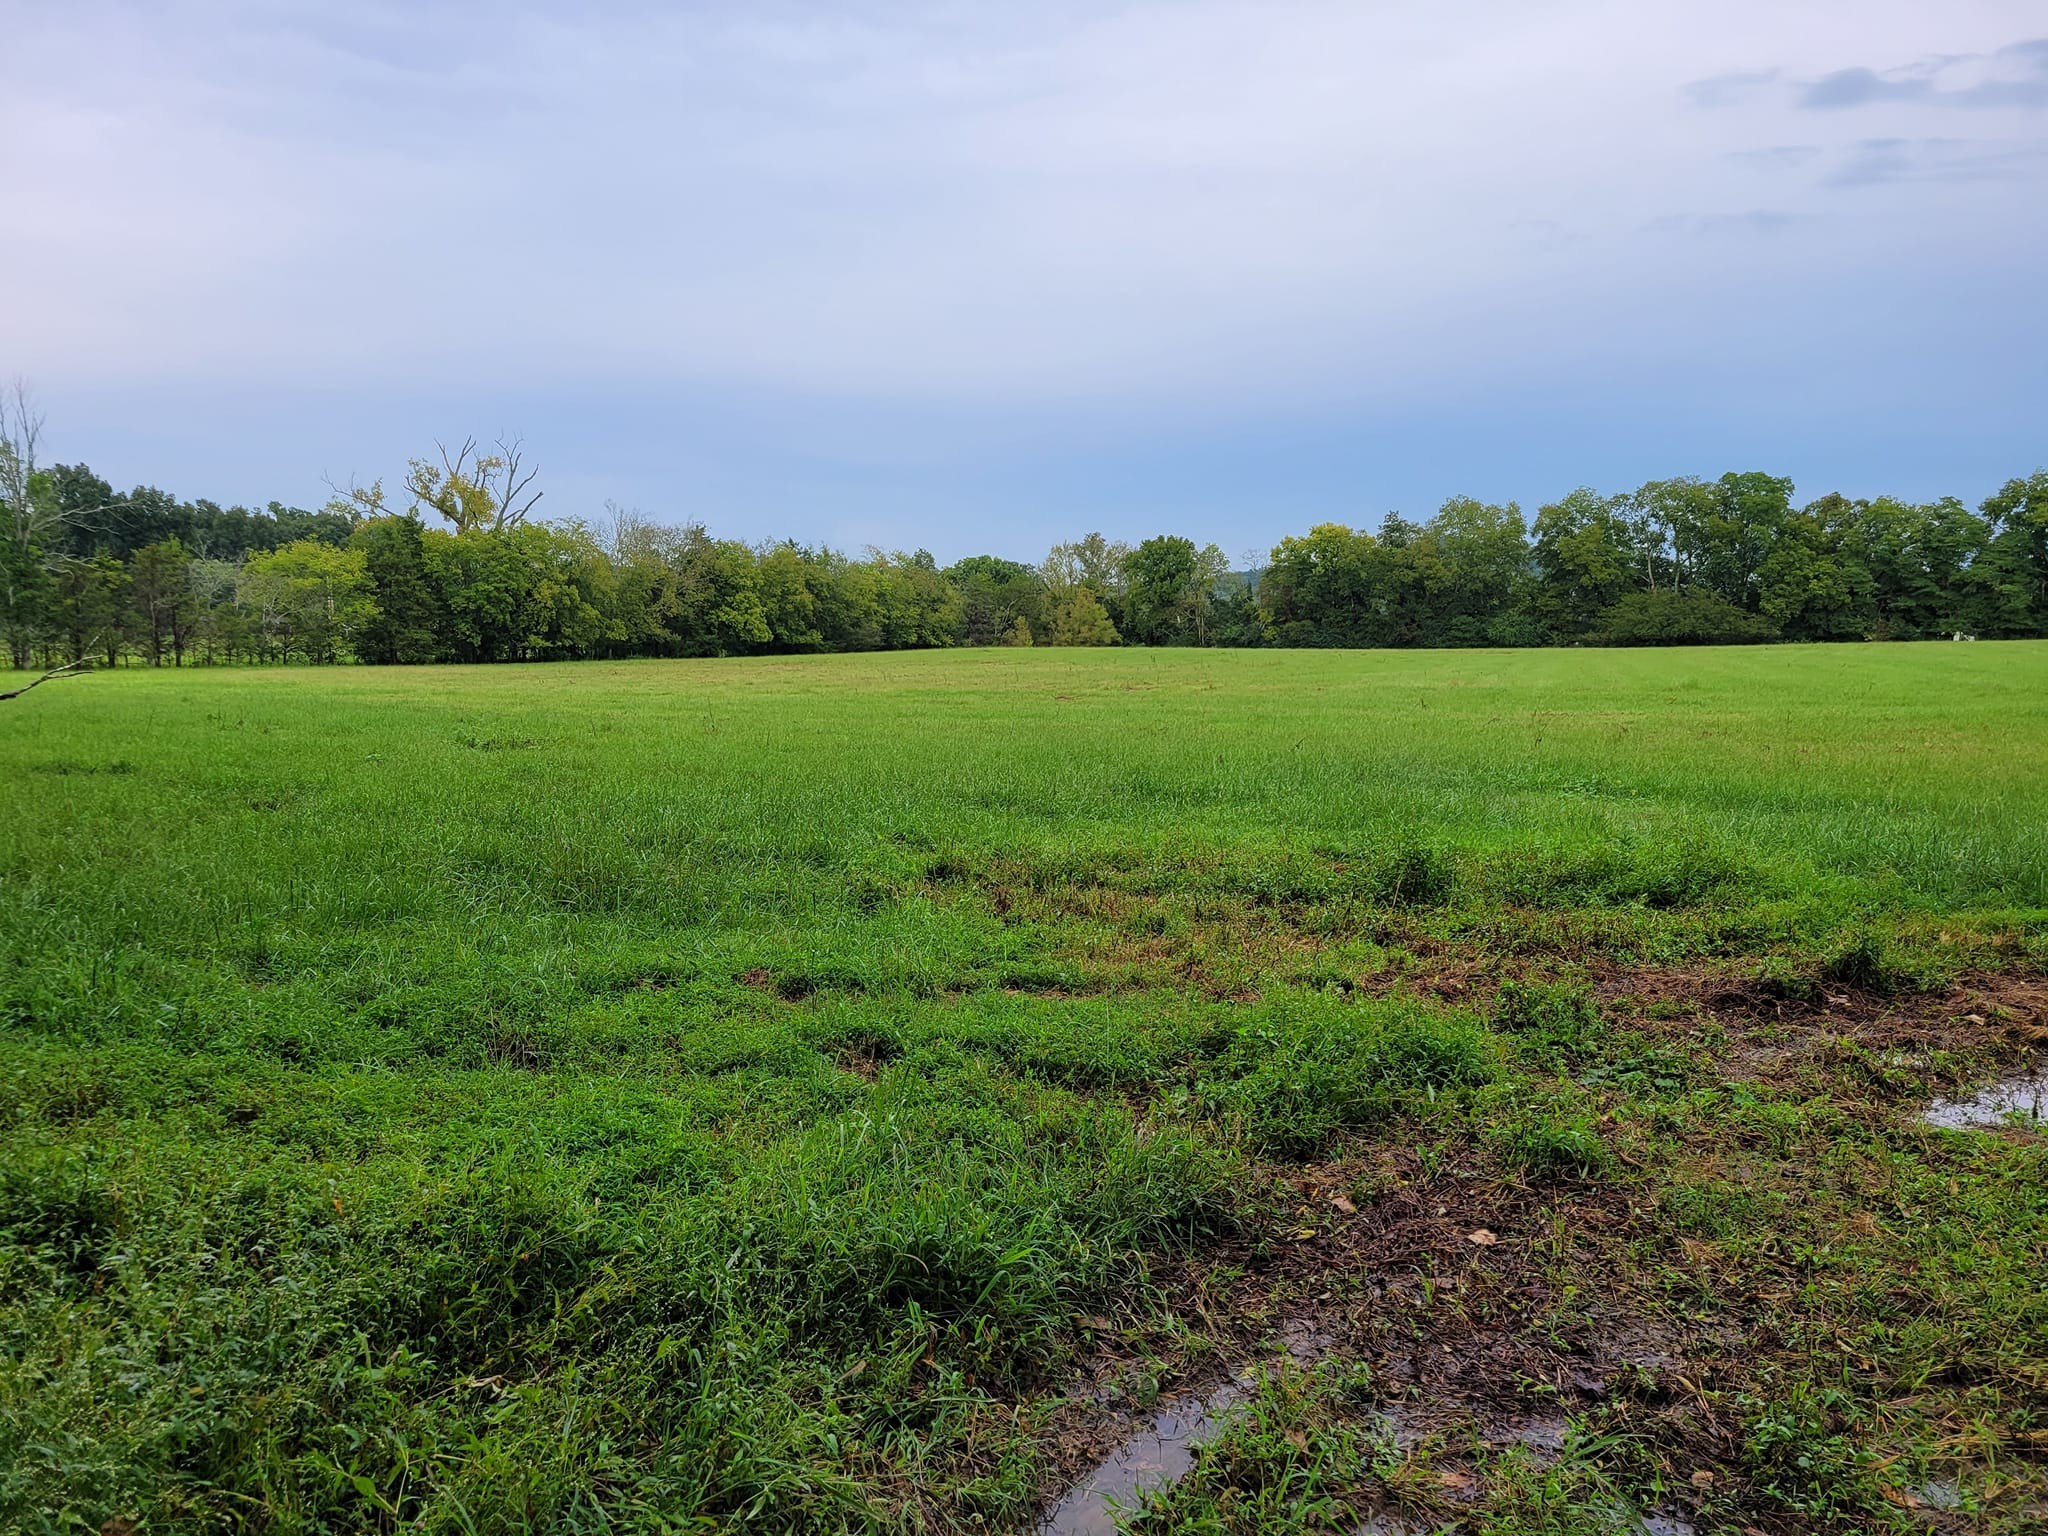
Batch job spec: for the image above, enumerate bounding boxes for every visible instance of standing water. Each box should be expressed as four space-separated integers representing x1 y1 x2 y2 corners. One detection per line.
1922 1065 2047 1130
1037 1377 1251 1535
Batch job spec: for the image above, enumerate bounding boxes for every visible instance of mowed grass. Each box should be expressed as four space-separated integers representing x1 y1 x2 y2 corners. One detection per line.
4 645 2047 1534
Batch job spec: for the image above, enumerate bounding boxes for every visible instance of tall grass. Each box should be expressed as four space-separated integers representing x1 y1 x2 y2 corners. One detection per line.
4 644 2046 1529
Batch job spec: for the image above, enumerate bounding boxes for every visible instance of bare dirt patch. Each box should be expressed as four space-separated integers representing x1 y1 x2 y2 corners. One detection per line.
1030 1144 1718 1528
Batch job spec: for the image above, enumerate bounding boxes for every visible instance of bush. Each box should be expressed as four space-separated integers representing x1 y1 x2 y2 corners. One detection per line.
1596 590 1779 646
1821 928 1903 994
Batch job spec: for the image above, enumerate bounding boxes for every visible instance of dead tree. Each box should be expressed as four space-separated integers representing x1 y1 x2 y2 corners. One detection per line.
404 434 544 533
0 377 50 558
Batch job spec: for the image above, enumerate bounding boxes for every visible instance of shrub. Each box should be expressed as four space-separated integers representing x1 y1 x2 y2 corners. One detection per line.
1596 590 1779 646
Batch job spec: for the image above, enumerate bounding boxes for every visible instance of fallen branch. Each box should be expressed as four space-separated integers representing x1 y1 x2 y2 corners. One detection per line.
0 657 92 701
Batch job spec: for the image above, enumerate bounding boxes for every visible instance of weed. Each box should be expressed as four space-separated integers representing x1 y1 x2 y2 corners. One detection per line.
1204 997 1499 1154
1486 1090 1616 1181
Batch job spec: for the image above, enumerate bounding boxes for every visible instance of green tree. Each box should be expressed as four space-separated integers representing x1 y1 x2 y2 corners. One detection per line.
239 541 374 662
1973 471 2048 636
355 515 445 664
0 534 48 668
1123 535 1228 645
945 554 1045 645
1598 590 1778 645
1207 573 1267 647
1046 586 1119 646
1529 489 1634 640
1674 472 1794 611
1852 496 1987 639
877 549 963 649
520 522 620 658
1416 498 1530 646
1756 496 1873 641
1623 478 1711 593
755 543 824 651
1041 534 1129 633
422 529 532 662
1253 524 1384 643
48 554 130 665
188 558 250 663
129 538 198 665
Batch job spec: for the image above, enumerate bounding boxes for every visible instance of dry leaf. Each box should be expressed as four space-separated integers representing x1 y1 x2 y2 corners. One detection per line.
1330 1194 1357 1214
1467 1228 1498 1246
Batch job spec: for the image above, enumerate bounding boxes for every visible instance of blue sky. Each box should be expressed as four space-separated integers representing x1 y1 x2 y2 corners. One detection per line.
5 1 2046 563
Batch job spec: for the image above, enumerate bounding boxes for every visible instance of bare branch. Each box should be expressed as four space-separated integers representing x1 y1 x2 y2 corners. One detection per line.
321 472 388 526
493 433 543 530
439 436 479 484
0 655 91 702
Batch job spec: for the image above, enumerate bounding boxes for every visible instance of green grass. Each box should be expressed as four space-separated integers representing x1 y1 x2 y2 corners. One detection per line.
4 645 2046 1533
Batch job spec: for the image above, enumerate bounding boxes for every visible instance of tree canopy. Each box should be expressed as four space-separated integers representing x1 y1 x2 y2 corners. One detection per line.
2 435 2043 669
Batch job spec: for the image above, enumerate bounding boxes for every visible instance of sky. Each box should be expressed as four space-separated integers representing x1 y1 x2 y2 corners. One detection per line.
4 0 2046 563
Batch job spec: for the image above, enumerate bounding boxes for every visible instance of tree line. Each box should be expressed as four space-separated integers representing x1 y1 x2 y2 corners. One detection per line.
3 396 2043 669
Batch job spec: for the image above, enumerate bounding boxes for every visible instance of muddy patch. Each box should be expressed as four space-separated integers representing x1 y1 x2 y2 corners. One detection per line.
1035 1155 1696 1532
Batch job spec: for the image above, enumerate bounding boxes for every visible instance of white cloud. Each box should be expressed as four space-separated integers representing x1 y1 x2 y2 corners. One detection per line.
4 0 2046 410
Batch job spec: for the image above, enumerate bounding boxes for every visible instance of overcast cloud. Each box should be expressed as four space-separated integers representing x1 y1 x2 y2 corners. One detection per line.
4 1 2044 558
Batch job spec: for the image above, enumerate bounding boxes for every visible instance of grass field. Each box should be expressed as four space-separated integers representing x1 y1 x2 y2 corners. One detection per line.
4 645 2046 1534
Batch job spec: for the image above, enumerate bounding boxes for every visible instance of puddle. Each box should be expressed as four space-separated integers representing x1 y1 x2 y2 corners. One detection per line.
1921 1065 2047 1130
1041 1324 1332 1534
1041 1322 1677 1532
1038 1377 1250 1534
1911 1479 1965 1511
1503 1411 1571 1458
1578 1501 1696 1536
1348 1516 1437 1535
